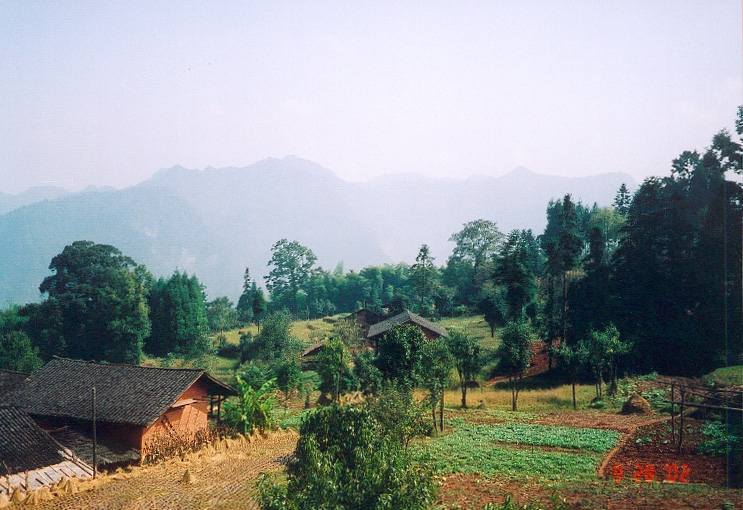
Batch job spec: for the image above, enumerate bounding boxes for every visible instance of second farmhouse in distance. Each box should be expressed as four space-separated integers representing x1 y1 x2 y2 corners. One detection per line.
366 310 448 347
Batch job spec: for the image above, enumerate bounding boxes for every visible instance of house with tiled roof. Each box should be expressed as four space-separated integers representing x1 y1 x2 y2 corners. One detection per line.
0 405 92 497
366 310 448 346
5 358 237 464
0 370 27 396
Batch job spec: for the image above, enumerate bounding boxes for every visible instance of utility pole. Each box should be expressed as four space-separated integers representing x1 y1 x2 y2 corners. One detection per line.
92 387 97 479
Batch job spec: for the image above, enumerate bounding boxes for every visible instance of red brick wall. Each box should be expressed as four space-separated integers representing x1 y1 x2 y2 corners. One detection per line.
141 379 211 454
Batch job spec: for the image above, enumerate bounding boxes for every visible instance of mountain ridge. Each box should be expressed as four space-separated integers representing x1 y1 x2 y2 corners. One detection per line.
0 157 634 306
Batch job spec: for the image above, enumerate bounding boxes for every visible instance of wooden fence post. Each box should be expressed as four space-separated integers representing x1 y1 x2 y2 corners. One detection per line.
677 388 685 454
670 383 675 443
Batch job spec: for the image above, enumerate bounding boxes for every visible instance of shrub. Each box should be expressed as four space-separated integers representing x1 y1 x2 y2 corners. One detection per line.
237 361 269 390
700 419 743 488
241 311 303 363
259 405 436 510
496 321 535 411
353 349 383 395
216 342 241 359
315 338 353 403
641 388 669 412
239 332 254 363
587 398 606 409
375 324 426 387
699 421 742 457
367 383 431 447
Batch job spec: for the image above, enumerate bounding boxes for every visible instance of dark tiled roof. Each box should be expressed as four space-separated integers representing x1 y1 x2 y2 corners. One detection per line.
367 310 448 340
301 342 325 358
0 370 28 399
0 405 67 474
8 358 237 427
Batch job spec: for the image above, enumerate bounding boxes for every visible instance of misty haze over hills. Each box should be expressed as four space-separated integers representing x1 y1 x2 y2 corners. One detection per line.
0 157 634 306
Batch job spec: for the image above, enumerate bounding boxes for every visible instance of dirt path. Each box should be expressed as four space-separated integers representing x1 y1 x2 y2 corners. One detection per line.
30 430 298 510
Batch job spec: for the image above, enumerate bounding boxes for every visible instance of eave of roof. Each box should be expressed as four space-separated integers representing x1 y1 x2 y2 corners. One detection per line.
366 310 448 339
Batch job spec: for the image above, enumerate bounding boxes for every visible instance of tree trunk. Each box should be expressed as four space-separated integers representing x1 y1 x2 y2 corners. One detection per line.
461 378 468 409
561 274 567 344
333 374 340 404
440 391 445 431
572 379 577 410
431 402 437 432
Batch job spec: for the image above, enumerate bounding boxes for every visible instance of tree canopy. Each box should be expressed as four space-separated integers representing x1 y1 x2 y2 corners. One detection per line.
375 324 426 388
496 321 535 411
448 219 503 270
446 329 483 408
146 271 210 357
265 239 317 316
38 240 151 364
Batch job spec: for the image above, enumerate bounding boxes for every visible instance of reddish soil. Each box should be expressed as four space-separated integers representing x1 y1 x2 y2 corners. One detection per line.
489 340 553 384
535 410 662 434
602 418 730 487
437 473 743 510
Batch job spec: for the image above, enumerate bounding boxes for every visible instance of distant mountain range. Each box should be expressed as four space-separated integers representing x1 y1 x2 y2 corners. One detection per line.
0 157 634 306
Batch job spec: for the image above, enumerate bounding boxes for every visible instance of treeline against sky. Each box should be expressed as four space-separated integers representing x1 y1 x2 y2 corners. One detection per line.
1 109 741 377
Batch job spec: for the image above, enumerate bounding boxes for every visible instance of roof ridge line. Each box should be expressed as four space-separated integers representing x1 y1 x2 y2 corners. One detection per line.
51 356 205 373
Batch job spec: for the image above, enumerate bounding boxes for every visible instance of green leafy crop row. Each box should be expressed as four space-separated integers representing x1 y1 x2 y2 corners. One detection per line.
414 421 619 481
447 421 620 453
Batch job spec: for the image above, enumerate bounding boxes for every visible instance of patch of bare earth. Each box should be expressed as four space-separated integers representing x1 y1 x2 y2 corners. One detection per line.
32 430 298 510
602 418 730 487
535 410 663 434
437 473 742 510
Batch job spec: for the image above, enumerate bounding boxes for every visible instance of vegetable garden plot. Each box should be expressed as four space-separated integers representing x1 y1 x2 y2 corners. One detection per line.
414 421 621 481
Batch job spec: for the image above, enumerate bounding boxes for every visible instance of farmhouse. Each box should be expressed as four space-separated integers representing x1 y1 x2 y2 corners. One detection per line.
0 405 92 498
366 310 448 346
4 357 237 466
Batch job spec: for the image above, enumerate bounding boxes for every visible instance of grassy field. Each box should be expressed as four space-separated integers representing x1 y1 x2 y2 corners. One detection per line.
217 314 346 345
439 315 500 350
711 365 743 386
442 384 598 413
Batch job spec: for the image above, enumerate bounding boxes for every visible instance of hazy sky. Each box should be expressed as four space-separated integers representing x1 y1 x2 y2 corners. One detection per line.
1 1 740 193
